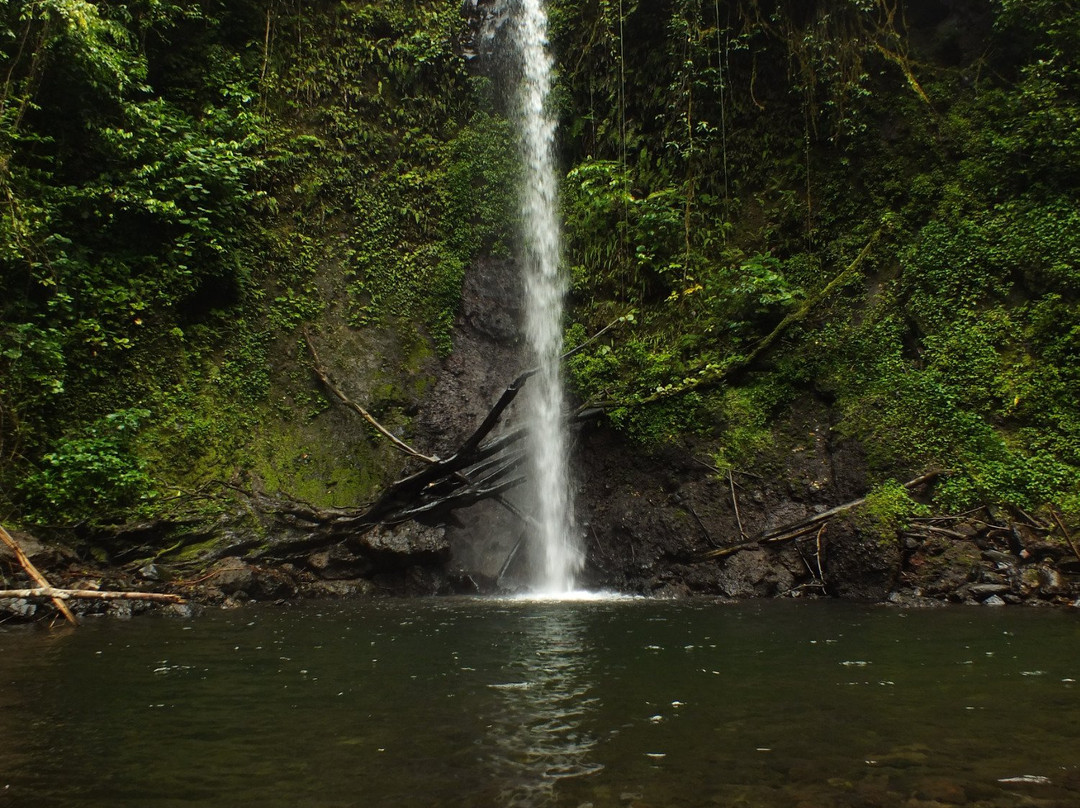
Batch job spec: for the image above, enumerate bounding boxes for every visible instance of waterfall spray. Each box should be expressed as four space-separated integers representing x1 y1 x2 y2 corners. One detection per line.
512 0 582 593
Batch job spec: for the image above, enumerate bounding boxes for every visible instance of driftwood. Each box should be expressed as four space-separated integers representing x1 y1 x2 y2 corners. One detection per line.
0 522 78 625
697 471 942 561
0 587 182 603
1 522 186 625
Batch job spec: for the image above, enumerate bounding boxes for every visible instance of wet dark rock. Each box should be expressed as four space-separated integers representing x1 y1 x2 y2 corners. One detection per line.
300 579 379 599
306 546 373 580
459 256 521 342
415 257 523 450
0 528 76 568
1009 566 1042 597
108 601 134 620
1026 541 1067 562
165 602 199 618
360 520 449 557
1037 565 1067 596
968 583 1009 597
886 589 947 608
208 558 257 594
715 548 798 597
0 598 37 619
207 558 297 601
824 516 900 600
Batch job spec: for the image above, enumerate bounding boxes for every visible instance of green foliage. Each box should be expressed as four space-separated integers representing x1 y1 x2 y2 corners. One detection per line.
856 480 929 541
4 0 1080 531
0 1 265 448
17 408 156 524
708 383 790 472
2 0 492 523
273 7 512 354
557 0 1080 518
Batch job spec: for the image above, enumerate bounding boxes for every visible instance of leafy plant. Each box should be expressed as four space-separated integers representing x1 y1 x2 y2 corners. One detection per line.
18 408 156 524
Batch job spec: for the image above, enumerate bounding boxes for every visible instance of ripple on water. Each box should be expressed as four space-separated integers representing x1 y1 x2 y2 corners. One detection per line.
502 590 642 603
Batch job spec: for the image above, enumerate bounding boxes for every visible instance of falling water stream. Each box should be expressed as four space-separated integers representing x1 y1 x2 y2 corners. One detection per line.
513 0 582 593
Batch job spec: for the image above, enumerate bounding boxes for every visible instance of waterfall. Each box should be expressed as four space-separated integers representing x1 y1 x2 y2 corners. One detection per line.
512 0 582 593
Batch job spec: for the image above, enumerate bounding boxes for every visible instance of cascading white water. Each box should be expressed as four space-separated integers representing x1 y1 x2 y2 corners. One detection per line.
512 0 582 593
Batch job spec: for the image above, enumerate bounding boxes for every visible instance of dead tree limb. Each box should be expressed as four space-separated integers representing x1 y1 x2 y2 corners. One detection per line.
815 523 826 582
242 365 544 560
911 524 969 540
303 328 438 464
684 500 717 548
697 471 941 561
245 332 621 563
636 231 881 406
0 523 78 625
759 470 941 541
561 311 634 361
458 371 532 456
0 588 183 603
729 470 748 539
1050 508 1080 563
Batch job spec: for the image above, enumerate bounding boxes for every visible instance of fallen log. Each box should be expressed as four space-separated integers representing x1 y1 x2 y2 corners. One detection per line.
0 588 183 603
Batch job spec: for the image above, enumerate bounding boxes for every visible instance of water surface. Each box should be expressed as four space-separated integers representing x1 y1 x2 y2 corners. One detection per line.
1 598 1078 807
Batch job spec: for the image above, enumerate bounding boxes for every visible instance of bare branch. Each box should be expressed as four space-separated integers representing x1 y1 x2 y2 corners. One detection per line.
303 328 438 464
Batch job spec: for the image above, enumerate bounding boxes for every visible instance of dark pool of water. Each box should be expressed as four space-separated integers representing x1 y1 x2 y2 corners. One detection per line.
1 597 1078 807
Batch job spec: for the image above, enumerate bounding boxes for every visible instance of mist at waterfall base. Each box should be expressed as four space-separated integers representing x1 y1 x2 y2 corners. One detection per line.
3 599 1079 808
513 0 583 595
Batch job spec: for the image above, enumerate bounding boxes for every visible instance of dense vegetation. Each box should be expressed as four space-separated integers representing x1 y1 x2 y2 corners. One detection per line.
1 0 514 526
554 0 1080 519
1 0 1077 538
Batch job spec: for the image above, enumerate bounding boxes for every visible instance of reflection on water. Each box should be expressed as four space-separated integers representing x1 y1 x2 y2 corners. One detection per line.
485 605 602 806
1 599 1078 808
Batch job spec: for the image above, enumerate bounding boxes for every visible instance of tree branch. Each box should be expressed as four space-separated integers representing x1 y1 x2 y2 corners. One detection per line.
697 470 941 561
640 230 881 405
0 587 182 603
303 328 438 464
0 523 78 625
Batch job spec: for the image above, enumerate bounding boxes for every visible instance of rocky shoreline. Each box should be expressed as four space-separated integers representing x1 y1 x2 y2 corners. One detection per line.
2 495 1078 626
